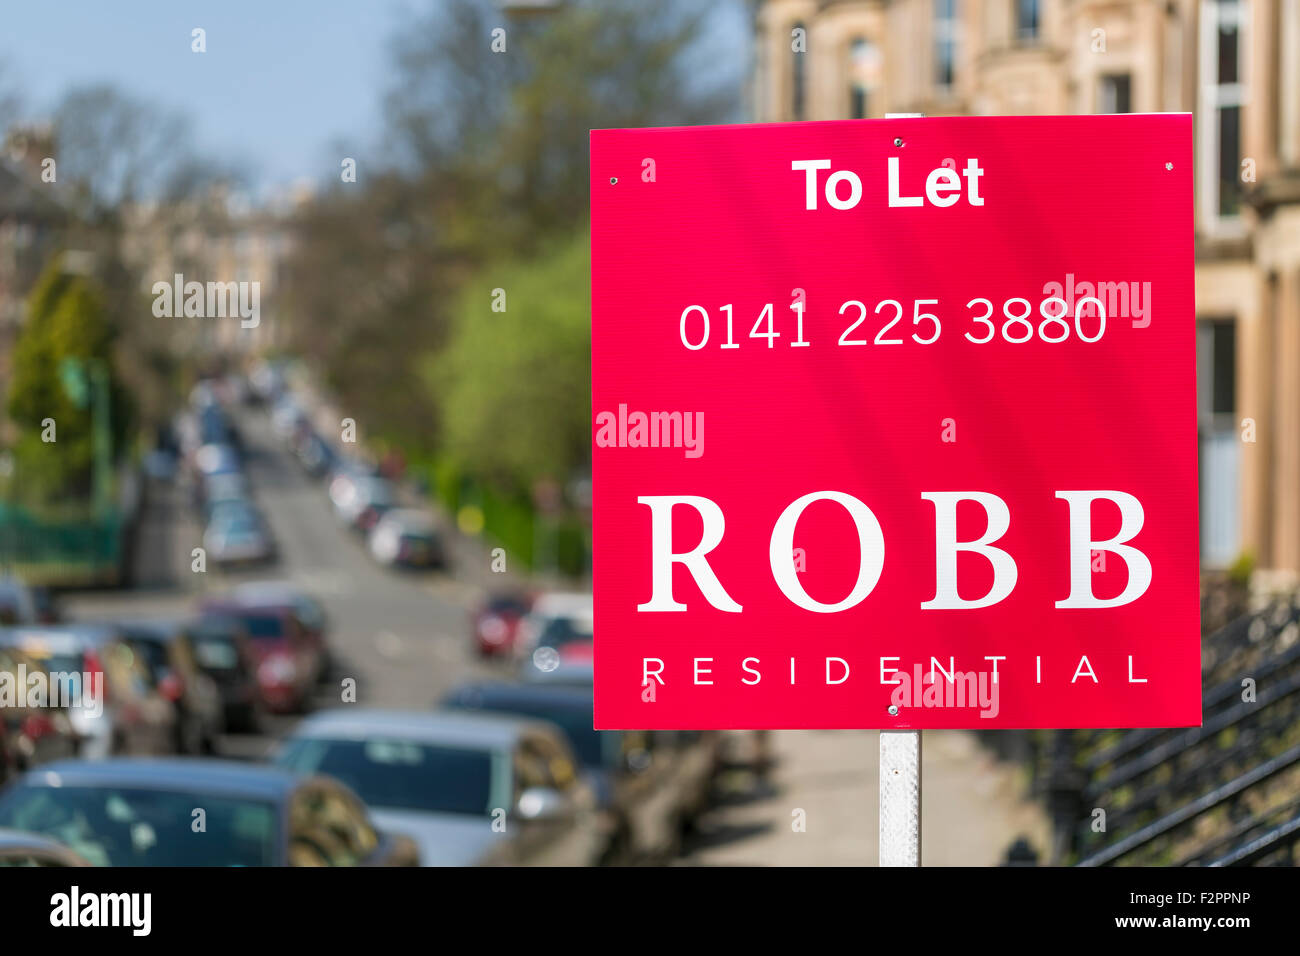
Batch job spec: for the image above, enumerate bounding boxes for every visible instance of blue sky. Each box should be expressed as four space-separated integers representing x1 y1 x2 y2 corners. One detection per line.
0 0 432 195
0 0 747 200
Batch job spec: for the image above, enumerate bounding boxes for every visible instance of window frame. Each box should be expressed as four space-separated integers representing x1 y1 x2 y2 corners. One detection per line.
1198 0 1249 232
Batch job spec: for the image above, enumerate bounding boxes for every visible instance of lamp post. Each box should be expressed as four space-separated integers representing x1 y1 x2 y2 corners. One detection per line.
59 356 112 516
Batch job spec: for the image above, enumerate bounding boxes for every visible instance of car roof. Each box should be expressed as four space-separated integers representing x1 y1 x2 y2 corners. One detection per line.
205 471 248 485
355 476 395 495
231 580 307 601
447 680 594 711
0 624 119 650
199 594 294 614
289 708 547 749
11 758 306 801
110 619 187 641
531 592 593 615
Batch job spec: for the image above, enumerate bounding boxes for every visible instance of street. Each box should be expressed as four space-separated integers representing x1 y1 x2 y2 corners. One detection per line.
61 401 1050 864
64 404 499 761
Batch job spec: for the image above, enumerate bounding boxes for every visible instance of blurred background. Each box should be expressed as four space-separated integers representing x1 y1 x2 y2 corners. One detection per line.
0 0 1295 867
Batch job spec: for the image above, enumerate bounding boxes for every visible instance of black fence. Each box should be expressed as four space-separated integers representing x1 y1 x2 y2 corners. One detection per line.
1029 595 1300 866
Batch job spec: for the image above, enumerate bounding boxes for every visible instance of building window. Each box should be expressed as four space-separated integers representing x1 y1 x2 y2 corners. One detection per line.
1199 0 1247 222
792 22 806 120
848 38 881 119
1098 74 1132 113
934 0 958 90
1197 318 1240 565
1015 0 1040 43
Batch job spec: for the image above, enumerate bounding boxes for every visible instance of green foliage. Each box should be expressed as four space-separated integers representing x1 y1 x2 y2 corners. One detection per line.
428 235 590 486
6 258 132 505
1227 550 1255 587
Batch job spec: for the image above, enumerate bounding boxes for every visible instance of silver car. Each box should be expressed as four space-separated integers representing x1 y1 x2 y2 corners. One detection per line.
203 503 275 568
274 709 609 866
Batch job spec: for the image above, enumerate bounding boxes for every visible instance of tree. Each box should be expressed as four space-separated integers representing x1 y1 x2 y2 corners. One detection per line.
283 0 737 457
51 85 241 217
7 258 133 504
385 0 737 254
428 234 590 486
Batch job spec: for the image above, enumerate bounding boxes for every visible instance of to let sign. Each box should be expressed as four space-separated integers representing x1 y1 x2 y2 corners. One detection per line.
590 114 1200 730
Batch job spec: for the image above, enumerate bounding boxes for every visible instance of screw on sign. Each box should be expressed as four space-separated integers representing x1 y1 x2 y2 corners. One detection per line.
589 113 1199 866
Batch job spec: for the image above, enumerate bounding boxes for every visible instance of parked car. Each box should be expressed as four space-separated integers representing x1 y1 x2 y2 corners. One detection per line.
0 626 177 758
194 441 241 478
230 581 331 681
187 615 262 733
330 473 397 532
250 361 287 404
271 395 306 438
293 430 336 478
202 502 276 569
196 595 322 713
0 759 419 867
275 709 608 866
199 471 252 520
29 586 61 625
115 621 224 754
0 644 79 777
0 829 91 867
0 577 39 625
442 680 716 862
472 591 533 657
368 509 444 569
517 592 594 661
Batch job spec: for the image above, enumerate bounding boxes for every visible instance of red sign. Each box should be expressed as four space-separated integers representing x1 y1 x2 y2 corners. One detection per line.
590 115 1199 730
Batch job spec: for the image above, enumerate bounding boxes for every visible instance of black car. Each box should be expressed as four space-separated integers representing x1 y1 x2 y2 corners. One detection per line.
186 615 262 733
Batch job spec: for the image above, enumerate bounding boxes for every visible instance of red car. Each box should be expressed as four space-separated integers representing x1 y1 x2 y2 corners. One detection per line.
472 592 532 657
197 592 326 714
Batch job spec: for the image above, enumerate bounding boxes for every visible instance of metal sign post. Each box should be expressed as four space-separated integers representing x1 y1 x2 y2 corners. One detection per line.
878 113 924 868
880 729 921 865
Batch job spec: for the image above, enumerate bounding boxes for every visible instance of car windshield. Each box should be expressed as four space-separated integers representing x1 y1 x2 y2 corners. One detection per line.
0 785 278 866
216 512 261 534
190 628 240 670
13 647 85 676
192 637 239 670
359 480 395 505
278 738 498 816
452 697 605 768
123 638 169 679
486 596 529 615
234 614 287 640
537 615 593 649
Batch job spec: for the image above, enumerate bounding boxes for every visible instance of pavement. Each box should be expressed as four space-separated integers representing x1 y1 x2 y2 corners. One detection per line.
684 729 1051 866
64 400 1051 863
